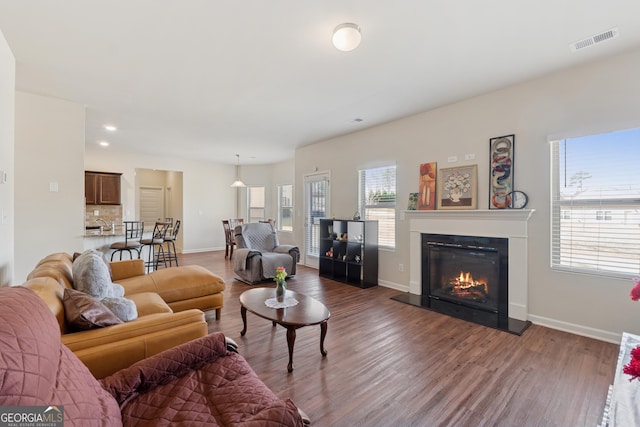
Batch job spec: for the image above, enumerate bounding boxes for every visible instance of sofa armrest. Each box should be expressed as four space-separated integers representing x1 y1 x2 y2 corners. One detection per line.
100 332 229 403
61 309 205 352
109 259 145 281
233 248 262 272
273 245 300 261
274 245 300 262
63 309 207 378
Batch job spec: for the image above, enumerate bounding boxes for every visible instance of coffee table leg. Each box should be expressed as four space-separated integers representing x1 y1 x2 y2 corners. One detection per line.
320 321 328 357
240 306 247 336
286 327 296 373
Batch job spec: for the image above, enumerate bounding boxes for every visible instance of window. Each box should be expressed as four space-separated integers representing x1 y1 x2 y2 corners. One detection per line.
359 165 396 248
278 184 293 231
247 186 265 223
551 128 640 277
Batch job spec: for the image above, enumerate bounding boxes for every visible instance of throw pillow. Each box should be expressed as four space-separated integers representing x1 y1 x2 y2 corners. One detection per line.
63 288 123 331
73 249 113 279
72 249 124 299
72 249 138 322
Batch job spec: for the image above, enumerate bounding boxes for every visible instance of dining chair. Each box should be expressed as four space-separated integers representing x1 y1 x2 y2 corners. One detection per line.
222 220 236 259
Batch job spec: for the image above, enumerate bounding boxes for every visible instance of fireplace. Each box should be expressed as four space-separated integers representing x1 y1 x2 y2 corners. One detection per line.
392 209 534 335
422 234 508 329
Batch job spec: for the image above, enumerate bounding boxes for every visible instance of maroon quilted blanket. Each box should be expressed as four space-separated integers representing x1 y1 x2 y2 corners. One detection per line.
100 332 303 427
0 286 122 427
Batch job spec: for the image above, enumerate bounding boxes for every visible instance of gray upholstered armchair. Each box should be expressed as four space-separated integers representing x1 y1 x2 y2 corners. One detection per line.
232 222 300 285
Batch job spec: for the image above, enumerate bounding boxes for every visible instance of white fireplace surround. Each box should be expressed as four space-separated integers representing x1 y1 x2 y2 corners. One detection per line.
405 209 535 321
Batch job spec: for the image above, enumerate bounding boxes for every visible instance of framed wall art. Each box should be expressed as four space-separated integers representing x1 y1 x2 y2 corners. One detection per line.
418 162 437 210
437 164 477 210
407 192 418 210
489 134 514 209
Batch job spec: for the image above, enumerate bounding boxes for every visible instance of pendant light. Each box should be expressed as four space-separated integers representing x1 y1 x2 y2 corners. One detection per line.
230 154 246 188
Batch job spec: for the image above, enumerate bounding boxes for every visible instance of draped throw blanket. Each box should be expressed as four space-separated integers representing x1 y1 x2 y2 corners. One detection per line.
233 223 299 283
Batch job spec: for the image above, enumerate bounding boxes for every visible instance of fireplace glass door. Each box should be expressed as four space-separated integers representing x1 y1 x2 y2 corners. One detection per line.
427 245 500 312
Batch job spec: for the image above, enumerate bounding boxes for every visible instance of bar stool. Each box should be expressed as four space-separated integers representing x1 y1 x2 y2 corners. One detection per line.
140 221 171 272
161 219 181 267
110 221 144 260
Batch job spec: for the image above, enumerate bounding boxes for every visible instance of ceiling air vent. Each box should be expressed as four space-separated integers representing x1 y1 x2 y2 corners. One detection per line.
570 27 619 52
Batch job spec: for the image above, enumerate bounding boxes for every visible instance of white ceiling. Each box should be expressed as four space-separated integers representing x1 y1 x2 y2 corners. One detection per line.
1 1 640 165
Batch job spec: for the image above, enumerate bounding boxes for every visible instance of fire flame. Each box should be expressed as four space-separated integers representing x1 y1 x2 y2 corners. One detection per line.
452 271 488 294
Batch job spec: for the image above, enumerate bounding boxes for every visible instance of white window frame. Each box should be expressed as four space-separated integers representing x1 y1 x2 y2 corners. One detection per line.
358 164 396 249
277 184 293 232
550 128 640 278
247 186 265 223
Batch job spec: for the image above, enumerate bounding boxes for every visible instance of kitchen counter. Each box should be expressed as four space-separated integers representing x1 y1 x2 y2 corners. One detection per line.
84 227 124 238
83 227 127 253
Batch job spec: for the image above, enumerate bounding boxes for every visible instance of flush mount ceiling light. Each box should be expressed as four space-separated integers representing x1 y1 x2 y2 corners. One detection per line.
230 154 246 188
332 23 361 52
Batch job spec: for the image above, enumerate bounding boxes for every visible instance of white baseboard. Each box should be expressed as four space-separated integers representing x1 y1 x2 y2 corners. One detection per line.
528 314 621 344
182 247 223 254
378 280 409 292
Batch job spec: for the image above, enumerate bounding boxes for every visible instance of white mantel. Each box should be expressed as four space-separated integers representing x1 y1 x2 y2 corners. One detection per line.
405 209 535 321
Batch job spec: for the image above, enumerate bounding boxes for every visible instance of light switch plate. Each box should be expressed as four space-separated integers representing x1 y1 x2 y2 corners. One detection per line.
0 170 6 184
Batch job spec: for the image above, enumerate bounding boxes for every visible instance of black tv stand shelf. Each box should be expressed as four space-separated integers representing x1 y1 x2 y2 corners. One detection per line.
318 219 378 288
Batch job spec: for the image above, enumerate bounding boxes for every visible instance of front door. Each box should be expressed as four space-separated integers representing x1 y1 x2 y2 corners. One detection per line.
302 172 330 268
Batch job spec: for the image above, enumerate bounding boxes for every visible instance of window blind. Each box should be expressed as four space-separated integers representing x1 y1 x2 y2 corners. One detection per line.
359 165 396 248
550 128 640 277
305 176 328 258
247 186 265 223
278 184 293 231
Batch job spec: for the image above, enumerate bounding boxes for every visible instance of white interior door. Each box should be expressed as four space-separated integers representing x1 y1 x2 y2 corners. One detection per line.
303 172 330 268
139 186 164 231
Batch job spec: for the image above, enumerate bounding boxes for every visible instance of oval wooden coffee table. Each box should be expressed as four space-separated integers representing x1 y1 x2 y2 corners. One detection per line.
240 287 330 372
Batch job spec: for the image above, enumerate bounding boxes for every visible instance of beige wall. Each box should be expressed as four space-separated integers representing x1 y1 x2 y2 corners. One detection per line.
237 158 295 245
295 48 640 343
0 29 14 286
14 92 85 282
85 146 236 253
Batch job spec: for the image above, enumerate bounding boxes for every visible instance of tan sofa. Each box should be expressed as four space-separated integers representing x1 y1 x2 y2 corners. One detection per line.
21 252 225 379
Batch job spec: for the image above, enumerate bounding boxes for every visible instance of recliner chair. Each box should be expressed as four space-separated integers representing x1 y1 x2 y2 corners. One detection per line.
233 222 300 284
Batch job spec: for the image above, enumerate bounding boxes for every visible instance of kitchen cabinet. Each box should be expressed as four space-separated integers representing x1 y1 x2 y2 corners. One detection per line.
85 171 122 205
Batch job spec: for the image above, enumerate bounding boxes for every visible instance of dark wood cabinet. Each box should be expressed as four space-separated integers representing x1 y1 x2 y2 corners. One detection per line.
318 219 378 288
85 171 122 205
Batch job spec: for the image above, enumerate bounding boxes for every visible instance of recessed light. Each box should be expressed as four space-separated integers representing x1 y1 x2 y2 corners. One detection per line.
353 118 364 123
104 124 117 132
98 141 110 147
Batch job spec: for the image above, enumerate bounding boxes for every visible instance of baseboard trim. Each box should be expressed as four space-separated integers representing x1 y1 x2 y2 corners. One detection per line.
378 280 409 292
528 314 621 344
182 247 224 254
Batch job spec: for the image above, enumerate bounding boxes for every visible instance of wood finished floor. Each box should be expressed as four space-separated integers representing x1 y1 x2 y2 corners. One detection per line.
179 251 617 427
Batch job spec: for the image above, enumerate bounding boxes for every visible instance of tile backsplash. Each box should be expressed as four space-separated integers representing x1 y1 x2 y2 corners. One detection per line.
85 205 123 228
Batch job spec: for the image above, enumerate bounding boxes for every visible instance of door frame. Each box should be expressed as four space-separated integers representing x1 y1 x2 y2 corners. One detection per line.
302 171 331 268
